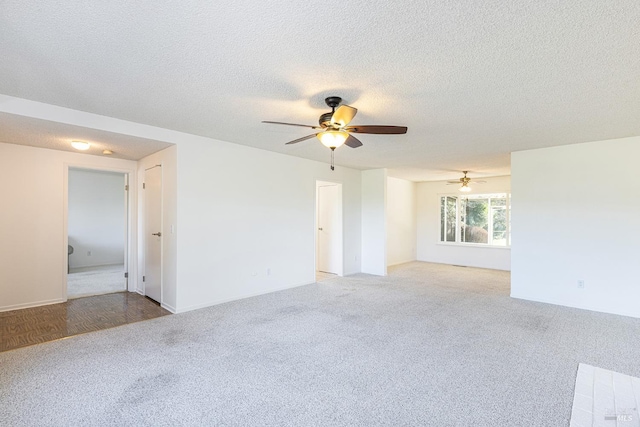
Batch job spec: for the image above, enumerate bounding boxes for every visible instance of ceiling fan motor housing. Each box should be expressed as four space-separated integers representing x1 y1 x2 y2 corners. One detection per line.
319 112 333 127
319 97 343 128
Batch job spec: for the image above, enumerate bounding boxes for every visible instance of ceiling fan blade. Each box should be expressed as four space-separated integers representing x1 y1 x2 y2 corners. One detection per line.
285 134 318 145
470 180 487 184
331 105 357 127
344 134 363 148
262 121 320 129
345 125 407 134
446 182 461 185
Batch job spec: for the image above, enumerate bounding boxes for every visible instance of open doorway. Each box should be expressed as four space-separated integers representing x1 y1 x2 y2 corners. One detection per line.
316 181 343 282
67 168 128 299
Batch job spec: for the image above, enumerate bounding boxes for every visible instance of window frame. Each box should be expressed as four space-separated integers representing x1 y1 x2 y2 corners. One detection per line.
437 192 511 249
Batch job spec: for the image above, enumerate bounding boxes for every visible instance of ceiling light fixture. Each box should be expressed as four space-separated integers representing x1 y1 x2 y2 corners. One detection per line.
316 130 349 171
71 141 90 151
317 130 348 149
102 149 113 155
459 183 472 192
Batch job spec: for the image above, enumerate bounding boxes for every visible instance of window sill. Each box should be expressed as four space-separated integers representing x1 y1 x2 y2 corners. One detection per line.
436 242 511 250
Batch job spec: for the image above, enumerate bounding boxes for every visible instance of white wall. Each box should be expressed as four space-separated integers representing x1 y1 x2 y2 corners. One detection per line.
386 177 416 266
68 168 125 268
174 138 362 313
138 146 178 312
511 136 640 318
0 95 364 314
0 142 137 312
361 169 387 275
416 176 511 271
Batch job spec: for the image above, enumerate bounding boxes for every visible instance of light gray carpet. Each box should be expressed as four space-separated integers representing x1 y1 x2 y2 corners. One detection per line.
2 262 640 426
67 264 126 298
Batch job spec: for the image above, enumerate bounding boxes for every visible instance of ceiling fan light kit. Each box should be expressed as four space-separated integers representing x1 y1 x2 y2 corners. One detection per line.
459 183 472 192
263 96 408 171
317 130 348 148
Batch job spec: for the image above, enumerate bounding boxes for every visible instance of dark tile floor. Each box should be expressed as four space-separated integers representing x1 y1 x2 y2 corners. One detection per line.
0 292 170 352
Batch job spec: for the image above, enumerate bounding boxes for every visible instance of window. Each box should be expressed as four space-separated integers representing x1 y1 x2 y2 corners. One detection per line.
439 193 510 246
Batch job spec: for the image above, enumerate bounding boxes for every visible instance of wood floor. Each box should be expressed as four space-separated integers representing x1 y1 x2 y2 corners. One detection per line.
0 292 170 352
316 271 337 282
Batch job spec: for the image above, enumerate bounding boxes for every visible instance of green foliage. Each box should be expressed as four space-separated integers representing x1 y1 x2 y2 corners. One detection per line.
464 199 488 229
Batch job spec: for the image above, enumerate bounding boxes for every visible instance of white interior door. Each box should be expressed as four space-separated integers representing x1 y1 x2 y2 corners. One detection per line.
144 166 162 303
123 173 129 290
317 184 341 274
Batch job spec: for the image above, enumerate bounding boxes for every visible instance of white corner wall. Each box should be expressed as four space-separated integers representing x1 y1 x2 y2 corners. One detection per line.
174 138 362 313
361 169 387 275
386 177 416 267
0 142 137 312
416 176 511 271
68 168 125 268
138 145 178 312
511 136 640 318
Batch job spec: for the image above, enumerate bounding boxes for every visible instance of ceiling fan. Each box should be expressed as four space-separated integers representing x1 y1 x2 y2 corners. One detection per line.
447 171 486 192
262 96 407 170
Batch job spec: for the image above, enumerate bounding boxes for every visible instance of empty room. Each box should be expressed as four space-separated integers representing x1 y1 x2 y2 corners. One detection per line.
1 2 639 426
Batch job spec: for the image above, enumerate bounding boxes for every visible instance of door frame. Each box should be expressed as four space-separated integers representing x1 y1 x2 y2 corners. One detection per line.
315 180 344 277
63 163 137 301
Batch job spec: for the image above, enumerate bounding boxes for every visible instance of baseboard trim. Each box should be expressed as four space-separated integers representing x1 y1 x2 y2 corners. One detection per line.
0 298 66 313
510 292 640 319
387 259 417 268
174 280 314 314
161 302 177 313
416 259 511 272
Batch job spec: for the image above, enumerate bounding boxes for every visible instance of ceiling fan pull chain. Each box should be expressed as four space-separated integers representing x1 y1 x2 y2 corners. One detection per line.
331 147 335 171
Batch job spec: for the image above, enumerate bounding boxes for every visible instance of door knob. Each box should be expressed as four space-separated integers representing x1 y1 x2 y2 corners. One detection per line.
152 232 162 237
318 228 323 231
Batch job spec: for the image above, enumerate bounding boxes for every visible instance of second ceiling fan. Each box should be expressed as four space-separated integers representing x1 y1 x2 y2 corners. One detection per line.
447 171 486 192
263 96 408 169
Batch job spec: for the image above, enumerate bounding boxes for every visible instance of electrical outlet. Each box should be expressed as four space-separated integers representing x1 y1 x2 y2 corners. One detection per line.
577 280 585 289
267 268 271 276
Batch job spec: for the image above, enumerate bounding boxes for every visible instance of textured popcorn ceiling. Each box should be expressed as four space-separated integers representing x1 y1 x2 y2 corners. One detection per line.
1 1 639 181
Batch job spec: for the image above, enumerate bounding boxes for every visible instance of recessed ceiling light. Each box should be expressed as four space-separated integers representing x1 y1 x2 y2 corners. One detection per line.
71 141 90 151
102 149 113 155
